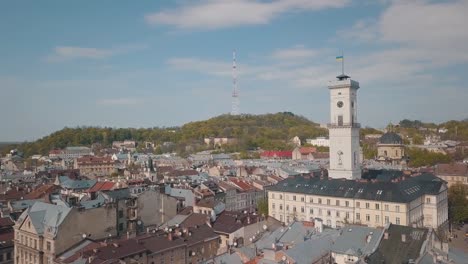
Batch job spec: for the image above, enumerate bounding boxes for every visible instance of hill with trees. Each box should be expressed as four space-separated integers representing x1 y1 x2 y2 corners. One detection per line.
1 112 328 157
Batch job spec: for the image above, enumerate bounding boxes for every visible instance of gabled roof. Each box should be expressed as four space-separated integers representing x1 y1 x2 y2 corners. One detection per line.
367 225 428 264
229 178 256 191
24 184 60 200
18 201 72 236
86 181 116 193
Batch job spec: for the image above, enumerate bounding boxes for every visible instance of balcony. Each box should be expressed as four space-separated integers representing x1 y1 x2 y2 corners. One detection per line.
327 122 361 129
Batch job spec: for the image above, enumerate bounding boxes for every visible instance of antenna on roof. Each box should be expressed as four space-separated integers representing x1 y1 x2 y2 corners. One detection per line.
231 50 240 115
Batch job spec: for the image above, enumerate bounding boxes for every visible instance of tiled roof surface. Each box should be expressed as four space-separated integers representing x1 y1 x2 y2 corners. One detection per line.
435 163 468 176
261 151 292 158
213 211 263 234
267 173 444 203
86 181 115 193
24 184 59 200
367 225 428 264
229 179 255 191
299 147 317 154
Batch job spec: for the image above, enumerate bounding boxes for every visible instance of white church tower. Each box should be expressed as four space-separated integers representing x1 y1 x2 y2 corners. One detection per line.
327 74 361 180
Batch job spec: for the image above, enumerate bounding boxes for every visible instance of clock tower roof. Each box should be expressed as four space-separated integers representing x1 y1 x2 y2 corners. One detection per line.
336 74 350 80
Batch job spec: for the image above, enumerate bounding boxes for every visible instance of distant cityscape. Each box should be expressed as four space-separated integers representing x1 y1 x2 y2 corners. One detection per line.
1 73 467 264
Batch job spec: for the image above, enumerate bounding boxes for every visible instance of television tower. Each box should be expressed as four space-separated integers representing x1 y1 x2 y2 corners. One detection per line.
231 50 240 115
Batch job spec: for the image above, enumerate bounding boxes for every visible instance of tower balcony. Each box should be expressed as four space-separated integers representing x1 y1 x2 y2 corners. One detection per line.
327 122 361 129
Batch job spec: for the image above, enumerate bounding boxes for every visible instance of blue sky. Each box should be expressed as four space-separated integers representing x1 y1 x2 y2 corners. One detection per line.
1 0 467 141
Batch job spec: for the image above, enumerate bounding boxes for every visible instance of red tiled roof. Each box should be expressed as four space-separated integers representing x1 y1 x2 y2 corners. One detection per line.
260 151 292 158
76 155 114 165
86 181 116 193
435 163 468 176
0 188 29 202
299 147 317 155
229 179 255 191
24 184 59 200
0 217 14 227
166 169 198 177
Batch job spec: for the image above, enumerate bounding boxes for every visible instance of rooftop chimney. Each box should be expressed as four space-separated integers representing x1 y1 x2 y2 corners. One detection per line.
401 234 406 242
384 232 389 240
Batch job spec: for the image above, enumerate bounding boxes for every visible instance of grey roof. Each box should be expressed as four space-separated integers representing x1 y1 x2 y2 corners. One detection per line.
102 188 131 201
267 173 444 203
159 214 190 229
212 252 243 264
59 176 96 190
18 201 71 236
367 224 428 264
285 234 334 263
10 199 40 211
379 132 403 144
80 193 106 209
255 221 317 250
331 225 383 256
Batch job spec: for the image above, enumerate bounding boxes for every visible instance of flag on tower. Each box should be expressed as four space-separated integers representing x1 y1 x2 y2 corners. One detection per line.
336 55 344 61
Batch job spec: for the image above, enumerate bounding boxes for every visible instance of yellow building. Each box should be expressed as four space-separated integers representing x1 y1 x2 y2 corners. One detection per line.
14 202 118 264
267 173 448 231
377 132 406 165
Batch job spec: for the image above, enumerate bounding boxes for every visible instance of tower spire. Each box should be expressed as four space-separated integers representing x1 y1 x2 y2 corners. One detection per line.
231 50 239 115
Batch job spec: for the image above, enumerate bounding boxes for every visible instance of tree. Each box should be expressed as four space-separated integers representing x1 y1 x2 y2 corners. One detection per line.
362 143 377 160
407 148 452 167
448 183 468 224
257 198 269 216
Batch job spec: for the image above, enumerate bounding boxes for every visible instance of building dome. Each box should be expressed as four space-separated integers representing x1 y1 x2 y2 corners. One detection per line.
379 132 403 145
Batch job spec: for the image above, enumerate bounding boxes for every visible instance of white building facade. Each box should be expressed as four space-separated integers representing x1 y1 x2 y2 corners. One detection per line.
306 137 330 147
328 76 361 180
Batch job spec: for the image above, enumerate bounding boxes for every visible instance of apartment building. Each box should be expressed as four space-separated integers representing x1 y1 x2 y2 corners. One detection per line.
267 173 448 230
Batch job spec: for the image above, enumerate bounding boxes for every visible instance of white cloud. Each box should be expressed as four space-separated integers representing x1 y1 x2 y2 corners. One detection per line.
97 98 143 106
271 45 319 60
167 58 232 76
145 0 349 30
342 0 468 65
46 44 148 62
47 46 114 62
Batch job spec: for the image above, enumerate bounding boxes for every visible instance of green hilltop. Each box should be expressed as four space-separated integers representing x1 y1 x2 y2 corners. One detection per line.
1 112 328 157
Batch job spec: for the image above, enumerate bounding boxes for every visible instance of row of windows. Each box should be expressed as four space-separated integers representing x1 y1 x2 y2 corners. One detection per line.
0 252 12 262
19 234 39 249
271 198 401 212
272 213 401 225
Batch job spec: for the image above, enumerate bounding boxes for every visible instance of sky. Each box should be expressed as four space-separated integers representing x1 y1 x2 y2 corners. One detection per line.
1 0 468 142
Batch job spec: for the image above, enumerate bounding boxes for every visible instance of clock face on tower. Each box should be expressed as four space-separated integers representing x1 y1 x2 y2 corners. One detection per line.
337 101 344 108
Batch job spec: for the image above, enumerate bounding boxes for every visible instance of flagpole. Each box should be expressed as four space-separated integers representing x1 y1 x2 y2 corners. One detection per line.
341 51 344 75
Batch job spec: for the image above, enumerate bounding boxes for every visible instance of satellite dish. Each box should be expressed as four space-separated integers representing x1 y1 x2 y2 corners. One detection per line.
82 234 87 239
282 256 287 261
137 221 142 225
249 238 253 242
